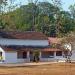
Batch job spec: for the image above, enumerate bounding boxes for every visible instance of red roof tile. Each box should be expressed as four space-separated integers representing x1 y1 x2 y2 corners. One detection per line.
42 48 61 51
48 37 62 44
0 31 48 40
2 47 61 51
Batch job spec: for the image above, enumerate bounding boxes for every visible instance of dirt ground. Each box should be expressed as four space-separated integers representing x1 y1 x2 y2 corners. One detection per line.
0 63 75 75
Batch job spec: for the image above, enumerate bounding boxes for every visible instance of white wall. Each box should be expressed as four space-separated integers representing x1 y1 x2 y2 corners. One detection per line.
4 51 30 63
40 58 56 62
0 47 5 63
0 39 48 46
54 52 66 62
54 56 66 62
71 50 75 61
4 51 17 63
0 47 5 60
40 57 66 62
40 52 66 62
2 50 75 63
40 51 75 62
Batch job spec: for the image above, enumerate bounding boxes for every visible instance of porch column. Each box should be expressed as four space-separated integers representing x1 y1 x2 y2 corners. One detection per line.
27 51 30 61
54 51 56 58
39 51 42 61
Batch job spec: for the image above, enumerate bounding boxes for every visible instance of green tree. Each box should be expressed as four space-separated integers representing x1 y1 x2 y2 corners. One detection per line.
69 4 75 19
1 1 75 38
0 0 8 29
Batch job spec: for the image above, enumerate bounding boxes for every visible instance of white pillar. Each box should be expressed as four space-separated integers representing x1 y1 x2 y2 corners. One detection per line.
54 51 56 58
62 52 64 57
39 51 41 61
27 51 30 62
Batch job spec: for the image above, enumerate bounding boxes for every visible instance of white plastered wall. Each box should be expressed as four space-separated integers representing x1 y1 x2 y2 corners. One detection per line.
0 47 5 61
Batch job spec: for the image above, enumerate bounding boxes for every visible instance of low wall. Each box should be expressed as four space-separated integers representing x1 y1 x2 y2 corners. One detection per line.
40 56 66 62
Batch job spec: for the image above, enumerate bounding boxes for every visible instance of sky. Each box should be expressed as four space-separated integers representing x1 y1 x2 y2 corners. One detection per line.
62 0 75 10
11 0 75 11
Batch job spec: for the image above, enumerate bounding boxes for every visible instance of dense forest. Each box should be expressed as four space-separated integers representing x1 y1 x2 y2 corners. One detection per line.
0 0 75 37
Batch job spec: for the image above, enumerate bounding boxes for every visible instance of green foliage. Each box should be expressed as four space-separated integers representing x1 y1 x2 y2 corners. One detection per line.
33 50 39 62
0 1 75 37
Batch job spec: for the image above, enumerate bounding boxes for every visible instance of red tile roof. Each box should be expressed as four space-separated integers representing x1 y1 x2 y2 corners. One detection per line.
0 31 48 40
48 37 62 44
2 47 61 51
42 48 61 51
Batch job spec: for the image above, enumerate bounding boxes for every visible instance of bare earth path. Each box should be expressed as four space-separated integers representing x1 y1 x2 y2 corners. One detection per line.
0 63 75 75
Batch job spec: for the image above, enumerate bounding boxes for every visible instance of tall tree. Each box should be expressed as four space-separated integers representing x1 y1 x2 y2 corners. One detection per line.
1 1 75 37
51 0 62 37
27 0 39 31
0 0 8 29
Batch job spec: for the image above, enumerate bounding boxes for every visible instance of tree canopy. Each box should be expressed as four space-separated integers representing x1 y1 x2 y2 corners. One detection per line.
0 1 75 37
